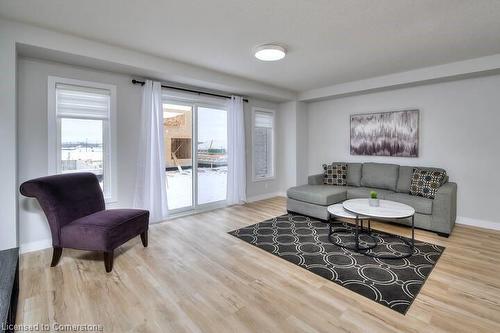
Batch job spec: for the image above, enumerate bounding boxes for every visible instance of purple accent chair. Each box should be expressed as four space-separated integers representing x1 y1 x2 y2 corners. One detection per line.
20 172 149 272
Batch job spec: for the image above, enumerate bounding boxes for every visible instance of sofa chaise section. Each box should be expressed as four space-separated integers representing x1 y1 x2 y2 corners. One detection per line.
287 183 347 220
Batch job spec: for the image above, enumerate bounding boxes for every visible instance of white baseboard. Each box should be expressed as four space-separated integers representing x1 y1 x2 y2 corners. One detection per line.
456 216 500 231
246 191 286 203
20 238 52 254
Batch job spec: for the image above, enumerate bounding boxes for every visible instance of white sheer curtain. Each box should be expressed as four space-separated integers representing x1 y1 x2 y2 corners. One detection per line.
226 96 247 205
133 80 168 222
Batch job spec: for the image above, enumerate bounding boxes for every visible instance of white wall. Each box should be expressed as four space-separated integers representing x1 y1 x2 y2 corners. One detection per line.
245 100 283 200
307 74 500 226
299 54 500 101
277 101 309 191
295 101 308 185
278 102 297 191
0 27 17 251
0 17 295 251
17 57 284 252
17 58 143 251
1 18 295 102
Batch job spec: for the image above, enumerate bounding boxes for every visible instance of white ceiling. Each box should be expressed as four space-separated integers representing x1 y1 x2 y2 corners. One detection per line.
1 0 500 92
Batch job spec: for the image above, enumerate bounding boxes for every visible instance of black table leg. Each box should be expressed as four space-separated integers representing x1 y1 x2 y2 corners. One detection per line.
355 215 359 250
411 214 415 252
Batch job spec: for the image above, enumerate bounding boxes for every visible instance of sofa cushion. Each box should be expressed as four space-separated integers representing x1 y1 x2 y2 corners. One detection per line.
347 163 363 186
346 187 394 200
323 163 347 186
61 209 149 252
386 193 433 215
287 185 347 206
409 168 447 199
360 163 399 191
397 166 448 193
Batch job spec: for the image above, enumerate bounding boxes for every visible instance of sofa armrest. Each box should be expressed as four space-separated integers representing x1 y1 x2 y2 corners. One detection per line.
308 174 324 185
431 182 457 234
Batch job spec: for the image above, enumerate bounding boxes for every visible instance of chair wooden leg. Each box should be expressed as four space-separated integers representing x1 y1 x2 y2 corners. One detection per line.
104 251 114 273
51 247 62 267
140 231 148 247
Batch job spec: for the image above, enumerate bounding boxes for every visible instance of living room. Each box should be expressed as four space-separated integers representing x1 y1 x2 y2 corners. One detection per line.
1 1 499 332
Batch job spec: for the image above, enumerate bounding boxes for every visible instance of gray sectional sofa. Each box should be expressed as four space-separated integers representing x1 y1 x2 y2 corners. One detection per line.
287 162 457 236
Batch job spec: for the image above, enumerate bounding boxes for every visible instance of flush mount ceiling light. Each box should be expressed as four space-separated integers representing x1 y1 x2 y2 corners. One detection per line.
254 44 286 61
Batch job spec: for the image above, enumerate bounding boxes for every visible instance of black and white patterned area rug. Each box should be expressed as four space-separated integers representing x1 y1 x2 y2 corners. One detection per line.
229 214 444 314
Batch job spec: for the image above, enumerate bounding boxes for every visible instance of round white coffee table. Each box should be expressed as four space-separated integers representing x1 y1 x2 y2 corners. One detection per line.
343 199 415 219
328 199 416 259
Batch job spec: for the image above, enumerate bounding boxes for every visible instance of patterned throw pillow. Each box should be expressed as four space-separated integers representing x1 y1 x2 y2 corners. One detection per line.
323 163 348 186
409 168 446 199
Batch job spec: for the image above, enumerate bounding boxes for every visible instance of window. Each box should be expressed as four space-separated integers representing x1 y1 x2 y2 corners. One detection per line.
252 108 275 181
48 77 117 201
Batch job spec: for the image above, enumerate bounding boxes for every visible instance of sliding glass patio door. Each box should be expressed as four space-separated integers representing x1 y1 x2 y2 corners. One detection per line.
196 106 228 205
163 102 193 211
162 100 227 213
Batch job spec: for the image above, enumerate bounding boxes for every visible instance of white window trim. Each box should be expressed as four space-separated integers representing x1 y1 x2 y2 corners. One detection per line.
47 76 117 203
252 107 276 182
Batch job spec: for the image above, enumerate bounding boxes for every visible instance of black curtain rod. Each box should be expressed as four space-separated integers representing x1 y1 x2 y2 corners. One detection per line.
131 79 248 103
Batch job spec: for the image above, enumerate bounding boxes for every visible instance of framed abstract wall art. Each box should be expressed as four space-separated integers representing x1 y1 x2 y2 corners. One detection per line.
350 109 419 157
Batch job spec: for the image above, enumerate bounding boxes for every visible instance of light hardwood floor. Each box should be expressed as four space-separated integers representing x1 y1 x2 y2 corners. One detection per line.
17 197 500 332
